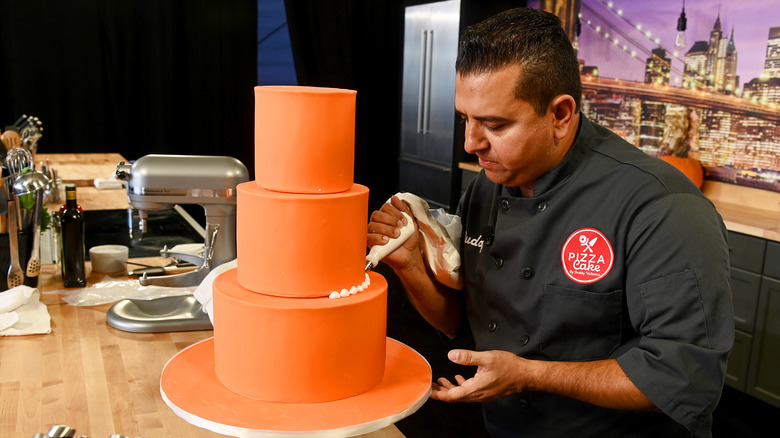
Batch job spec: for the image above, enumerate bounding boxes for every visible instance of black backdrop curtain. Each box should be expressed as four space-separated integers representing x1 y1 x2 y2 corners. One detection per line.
284 0 406 213
283 0 525 212
0 0 257 177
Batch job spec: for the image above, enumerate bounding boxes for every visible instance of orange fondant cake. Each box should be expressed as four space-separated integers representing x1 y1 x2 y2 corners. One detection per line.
253 86 356 194
213 85 390 404
236 181 369 298
214 269 387 403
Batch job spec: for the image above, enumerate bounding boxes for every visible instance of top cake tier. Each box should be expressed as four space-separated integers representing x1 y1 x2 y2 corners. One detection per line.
254 86 357 194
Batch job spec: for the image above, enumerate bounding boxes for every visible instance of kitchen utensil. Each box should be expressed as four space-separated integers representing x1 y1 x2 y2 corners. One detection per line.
11 114 28 127
25 189 44 278
0 177 6 215
5 146 32 177
365 211 415 271
6 201 24 288
12 169 50 196
0 130 20 150
128 262 196 276
13 170 50 231
46 424 76 437
19 117 43 152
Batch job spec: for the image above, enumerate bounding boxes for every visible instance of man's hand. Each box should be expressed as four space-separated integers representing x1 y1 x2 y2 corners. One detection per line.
367 196 422 272
367 195 462 337
431 349 526 403
431 349 659 412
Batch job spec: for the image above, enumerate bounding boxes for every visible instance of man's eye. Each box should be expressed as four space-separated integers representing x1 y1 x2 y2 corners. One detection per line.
484 123 503 131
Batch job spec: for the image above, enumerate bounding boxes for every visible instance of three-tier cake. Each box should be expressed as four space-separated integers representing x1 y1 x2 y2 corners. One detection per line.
160 86 432 436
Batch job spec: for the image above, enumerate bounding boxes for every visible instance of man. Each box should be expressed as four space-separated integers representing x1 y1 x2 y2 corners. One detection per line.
368 7 733 438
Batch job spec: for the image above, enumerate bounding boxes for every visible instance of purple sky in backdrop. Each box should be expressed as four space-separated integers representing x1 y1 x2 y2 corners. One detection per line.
531 0 778 90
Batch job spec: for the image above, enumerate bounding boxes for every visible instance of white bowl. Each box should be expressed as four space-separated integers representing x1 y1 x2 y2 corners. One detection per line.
89 245 129 273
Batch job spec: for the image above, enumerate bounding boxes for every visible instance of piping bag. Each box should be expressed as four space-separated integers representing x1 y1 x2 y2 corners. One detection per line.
365 193 462 290
365 211 416 271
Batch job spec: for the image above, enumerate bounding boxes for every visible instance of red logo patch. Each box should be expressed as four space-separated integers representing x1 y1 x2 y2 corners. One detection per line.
561 228 614 284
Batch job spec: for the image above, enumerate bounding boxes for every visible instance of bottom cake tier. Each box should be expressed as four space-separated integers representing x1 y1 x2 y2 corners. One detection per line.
213 268 388 403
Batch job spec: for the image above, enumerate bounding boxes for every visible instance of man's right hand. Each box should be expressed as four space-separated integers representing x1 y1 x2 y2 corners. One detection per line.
367 195 422 272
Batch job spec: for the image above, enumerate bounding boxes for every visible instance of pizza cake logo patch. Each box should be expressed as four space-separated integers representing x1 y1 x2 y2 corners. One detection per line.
561 228 614 284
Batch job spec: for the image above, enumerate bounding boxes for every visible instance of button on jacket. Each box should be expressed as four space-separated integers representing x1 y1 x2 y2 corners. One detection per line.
457 116 733 438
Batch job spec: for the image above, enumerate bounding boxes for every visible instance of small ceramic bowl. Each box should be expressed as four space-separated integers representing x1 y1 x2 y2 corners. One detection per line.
89 245 129 273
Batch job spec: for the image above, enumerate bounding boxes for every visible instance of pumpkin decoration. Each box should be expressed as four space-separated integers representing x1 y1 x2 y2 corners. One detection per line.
660 154 704 188
657 107 704 188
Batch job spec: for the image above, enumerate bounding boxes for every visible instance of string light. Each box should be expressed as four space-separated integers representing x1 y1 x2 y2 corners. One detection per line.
675 0 687 50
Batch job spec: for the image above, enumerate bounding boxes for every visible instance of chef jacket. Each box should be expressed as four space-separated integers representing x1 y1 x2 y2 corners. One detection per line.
457 116 733 438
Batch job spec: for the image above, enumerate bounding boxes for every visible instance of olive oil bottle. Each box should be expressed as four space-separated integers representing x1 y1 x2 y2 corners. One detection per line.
60 184 86 287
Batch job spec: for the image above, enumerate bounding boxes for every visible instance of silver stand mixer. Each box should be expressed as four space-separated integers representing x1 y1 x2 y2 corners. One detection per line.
115 154 248 286
107 154 248 333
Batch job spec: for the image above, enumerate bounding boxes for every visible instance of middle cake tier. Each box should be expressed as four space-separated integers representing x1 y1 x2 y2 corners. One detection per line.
237 181 369 298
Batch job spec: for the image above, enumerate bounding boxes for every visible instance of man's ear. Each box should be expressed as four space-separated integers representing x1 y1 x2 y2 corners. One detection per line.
550 94 577 141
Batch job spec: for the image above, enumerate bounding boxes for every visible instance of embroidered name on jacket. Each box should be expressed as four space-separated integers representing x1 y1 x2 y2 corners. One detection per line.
464 231 486 253
561 228 614 284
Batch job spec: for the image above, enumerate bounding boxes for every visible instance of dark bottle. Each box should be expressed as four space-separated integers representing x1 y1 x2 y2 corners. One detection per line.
60 184 87 287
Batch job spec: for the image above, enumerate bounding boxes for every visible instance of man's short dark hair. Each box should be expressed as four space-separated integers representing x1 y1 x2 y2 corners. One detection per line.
456 7 582 115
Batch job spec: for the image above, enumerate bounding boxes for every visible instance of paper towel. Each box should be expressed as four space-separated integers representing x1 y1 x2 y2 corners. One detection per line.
0 286 52 336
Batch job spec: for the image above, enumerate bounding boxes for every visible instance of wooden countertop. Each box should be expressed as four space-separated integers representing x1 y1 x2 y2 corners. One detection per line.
36 153 131 212
0 153 406 437
0 262 406 438
0 260 220 437
702 180 780 243
460 162 780 243
36 153 126 187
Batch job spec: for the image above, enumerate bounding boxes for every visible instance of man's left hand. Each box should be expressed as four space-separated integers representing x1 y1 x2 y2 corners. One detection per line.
431 349 526 403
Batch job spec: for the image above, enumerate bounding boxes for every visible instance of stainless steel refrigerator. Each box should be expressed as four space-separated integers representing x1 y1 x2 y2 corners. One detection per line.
399 0 461 211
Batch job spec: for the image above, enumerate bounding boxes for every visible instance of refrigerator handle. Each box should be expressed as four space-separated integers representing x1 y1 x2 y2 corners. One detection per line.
423 29 434 134
417 30 428 134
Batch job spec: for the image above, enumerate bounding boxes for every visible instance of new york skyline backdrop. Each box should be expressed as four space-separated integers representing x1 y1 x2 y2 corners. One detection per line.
568 0 778 91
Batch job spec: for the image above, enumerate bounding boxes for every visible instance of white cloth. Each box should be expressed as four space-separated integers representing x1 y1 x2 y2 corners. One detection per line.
0 286 51 336
395 192 463 290
192 259 237 324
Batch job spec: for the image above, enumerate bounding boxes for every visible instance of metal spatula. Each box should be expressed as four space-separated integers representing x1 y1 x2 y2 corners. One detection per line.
7 201 24 288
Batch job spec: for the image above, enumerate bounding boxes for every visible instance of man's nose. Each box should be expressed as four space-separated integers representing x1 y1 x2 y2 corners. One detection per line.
463 123 486 153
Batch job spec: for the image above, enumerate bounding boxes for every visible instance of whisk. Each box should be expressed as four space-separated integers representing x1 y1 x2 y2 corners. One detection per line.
5 147 34 177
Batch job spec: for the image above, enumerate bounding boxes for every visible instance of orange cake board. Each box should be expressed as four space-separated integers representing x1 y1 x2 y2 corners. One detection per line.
160 337 432 437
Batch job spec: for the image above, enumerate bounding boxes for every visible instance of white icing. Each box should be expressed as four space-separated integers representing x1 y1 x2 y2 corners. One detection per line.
329 273 371 299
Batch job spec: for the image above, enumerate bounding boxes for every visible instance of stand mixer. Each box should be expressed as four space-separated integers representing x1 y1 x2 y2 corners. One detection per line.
106 155 248 334
115 154 248 287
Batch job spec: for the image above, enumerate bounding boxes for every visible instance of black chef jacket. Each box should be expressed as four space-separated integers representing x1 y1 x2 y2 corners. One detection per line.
457 116 733 438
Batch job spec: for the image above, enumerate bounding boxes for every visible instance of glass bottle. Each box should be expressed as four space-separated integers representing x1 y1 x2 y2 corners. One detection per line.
60 184 86 287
